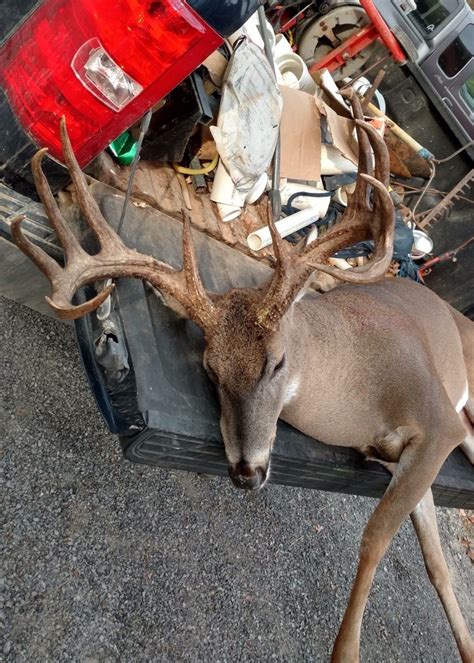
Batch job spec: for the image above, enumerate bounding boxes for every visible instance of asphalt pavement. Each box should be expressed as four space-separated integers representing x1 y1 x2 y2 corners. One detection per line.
1 295 473 662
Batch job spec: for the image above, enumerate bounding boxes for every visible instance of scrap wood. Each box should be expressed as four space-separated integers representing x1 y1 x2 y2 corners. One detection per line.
202 50 228 88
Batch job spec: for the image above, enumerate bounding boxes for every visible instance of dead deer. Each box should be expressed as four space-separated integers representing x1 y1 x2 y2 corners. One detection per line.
11 94 473 661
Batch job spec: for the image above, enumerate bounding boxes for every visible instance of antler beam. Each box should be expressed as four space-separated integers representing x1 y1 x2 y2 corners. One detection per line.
257 91 395 330
11 118 217 331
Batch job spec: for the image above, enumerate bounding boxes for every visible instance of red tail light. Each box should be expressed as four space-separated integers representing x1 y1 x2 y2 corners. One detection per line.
0 0 222 166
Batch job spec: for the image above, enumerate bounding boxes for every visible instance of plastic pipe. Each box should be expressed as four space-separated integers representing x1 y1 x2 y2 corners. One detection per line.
246 172 268 204
210 160 246 222
273 33 293 58
217 203 242 223
332 182 356 206
320 144 357 175
247 207 317 251
211 161 266 222
281 182 331 215
275 52 316 94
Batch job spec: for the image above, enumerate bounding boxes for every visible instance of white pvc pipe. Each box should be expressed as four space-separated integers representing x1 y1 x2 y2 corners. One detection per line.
246 172 268 204
332 182 356 206
275 52 316 94
273 33 293 58
210 161 245 206
211 162 268 222
210 160 245 222
280 182 331 215
320 144 357 175
216 203 242 223
247 207 317 251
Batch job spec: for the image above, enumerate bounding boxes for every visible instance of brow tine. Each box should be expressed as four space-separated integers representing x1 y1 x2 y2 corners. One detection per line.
10 216 62 280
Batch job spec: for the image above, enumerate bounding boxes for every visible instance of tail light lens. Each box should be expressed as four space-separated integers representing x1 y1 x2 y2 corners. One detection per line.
0 0 222 166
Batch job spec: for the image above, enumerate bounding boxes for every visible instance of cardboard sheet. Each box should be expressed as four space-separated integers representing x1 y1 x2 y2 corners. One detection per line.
320 101 358 165
279 87 321 181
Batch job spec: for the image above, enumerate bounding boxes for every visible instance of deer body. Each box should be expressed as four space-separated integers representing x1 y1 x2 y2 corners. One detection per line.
11 95 473 660
279 279 469 453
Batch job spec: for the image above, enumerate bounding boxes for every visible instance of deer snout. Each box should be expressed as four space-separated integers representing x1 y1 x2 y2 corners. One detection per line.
228 461 268 490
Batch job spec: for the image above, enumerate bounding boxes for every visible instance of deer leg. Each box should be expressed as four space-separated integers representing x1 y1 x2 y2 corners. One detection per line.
372 459 473 661
331 433 460 663
411 490 474 662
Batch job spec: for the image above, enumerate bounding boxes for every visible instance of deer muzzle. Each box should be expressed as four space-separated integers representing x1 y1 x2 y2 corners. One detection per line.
228 460 269 491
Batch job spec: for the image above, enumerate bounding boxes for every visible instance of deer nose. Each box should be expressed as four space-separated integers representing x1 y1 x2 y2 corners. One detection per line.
228 461 267 490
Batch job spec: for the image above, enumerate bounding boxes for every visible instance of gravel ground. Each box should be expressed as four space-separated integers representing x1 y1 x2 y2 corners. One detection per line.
1 295 473 662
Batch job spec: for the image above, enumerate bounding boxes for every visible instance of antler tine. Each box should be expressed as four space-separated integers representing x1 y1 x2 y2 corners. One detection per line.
297 119 394 282
256 110 395 330
59 117 125 252
11 118 218 328
344 89 373 198
10 214 63 282
180 210 217 330
32 148 83 256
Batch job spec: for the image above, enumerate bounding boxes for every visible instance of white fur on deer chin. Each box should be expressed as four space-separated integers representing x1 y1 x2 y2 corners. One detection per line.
283 378 300 405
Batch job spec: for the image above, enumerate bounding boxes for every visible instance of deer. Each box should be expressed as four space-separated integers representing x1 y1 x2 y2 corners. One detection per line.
11 90 474 662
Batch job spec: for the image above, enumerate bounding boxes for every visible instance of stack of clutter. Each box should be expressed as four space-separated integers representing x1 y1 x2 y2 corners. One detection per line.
207 9 376 252
195 9 423 278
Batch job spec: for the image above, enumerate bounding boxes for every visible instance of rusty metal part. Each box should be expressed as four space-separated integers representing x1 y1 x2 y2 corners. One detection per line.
339 55 389 91
361 69 385 112
418 237 473 278
417 169 474 229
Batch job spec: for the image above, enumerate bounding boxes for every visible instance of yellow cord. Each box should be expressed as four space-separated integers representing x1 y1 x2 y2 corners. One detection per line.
172 153 218 175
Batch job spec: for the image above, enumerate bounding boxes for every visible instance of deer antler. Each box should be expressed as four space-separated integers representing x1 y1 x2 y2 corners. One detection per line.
11 118 217 331
256 90 395 330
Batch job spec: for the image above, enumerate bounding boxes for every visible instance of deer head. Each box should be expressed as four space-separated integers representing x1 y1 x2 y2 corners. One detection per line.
11 92 394 490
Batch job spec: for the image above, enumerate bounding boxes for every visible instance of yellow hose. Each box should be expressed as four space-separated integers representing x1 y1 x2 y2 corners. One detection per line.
172 153 218 175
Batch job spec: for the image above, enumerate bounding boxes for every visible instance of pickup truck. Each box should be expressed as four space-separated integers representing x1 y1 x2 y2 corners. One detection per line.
1 0 473 507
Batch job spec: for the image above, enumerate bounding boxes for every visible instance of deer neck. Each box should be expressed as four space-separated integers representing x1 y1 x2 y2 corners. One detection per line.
280 291 381 448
